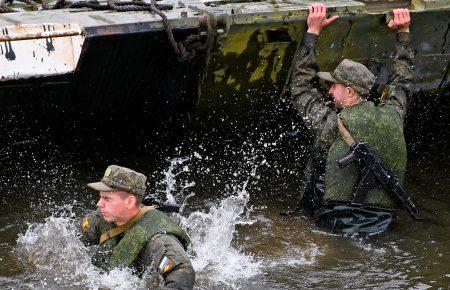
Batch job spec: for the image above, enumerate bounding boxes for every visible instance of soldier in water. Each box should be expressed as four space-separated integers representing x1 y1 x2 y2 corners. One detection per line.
290 3 415 234
79 165 195 289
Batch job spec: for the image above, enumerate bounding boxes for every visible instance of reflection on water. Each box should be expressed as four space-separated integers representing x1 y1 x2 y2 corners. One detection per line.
0 133 449 289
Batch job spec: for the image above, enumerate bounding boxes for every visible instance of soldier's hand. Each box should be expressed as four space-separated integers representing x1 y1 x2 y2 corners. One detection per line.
307 3 339 36
388 8 410 33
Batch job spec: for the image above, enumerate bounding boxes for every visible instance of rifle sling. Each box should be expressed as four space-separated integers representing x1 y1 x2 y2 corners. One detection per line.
336 115 374 204
353 169 377 205
100 205 156 244
336 116 354 146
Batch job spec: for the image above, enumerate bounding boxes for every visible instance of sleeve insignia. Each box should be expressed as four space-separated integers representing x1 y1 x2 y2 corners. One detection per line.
158 256 174 274
81 218 89 231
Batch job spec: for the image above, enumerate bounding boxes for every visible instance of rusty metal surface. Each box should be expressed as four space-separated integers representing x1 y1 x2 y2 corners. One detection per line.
0 23 84 81
0 4 202 29
0 23 82 41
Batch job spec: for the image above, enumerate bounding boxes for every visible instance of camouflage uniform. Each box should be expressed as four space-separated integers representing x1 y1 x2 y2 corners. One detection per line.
290 32 414 233
80 165 195 289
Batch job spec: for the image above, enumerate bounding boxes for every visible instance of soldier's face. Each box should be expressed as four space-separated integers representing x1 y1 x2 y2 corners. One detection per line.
329 83 349 109
97 191 130 224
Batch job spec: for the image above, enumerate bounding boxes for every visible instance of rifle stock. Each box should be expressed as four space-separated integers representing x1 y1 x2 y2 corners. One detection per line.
142 194 181 213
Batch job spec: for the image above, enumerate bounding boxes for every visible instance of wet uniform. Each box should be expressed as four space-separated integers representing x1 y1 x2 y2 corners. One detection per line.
80 209 195 290
290 32 414 233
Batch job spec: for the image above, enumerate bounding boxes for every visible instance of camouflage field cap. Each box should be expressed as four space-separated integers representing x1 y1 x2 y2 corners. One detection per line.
317 59 376 95
87 165 147 196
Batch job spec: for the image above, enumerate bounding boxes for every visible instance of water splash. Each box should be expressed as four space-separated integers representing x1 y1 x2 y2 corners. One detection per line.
180 180 262 288
15 149 266 289
16 212 146 289
155 151 266 288
159 157 195 204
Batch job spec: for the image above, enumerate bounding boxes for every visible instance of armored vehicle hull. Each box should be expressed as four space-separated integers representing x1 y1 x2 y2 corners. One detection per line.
0 0 449 141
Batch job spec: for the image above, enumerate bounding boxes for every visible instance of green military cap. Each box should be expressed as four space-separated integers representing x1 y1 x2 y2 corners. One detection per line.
87 165 147 196
317 59 376 95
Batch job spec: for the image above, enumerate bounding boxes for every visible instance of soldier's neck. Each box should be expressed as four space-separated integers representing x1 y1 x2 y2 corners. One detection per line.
343 98 366 109
115 207 141 226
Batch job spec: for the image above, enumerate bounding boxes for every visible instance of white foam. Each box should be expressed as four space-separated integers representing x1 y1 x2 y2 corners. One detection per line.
16 215 145 289
180 181 262 288
160 157 194 204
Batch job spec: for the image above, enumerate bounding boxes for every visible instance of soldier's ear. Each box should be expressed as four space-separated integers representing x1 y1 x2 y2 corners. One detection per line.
126 195 136 209
346 87 357 97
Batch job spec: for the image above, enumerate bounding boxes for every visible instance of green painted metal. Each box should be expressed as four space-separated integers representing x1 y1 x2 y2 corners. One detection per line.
189 0 449 122
0 0 448 130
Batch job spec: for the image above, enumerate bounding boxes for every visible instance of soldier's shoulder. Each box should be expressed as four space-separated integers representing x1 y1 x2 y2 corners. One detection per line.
145 234 193 272
79 210 110 243
78 210 103 245
81 210 104 226
141 208 174 224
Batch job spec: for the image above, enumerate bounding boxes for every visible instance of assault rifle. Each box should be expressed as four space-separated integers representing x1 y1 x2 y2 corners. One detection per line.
142 194 181 213
338 141 419 219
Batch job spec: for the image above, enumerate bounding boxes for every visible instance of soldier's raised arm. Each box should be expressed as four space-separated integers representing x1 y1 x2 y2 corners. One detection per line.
381 8 415 120
290 3 339 145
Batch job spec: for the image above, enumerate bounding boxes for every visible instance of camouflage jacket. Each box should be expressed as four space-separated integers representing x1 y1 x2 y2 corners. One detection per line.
290 32 415 209
79 209 195 290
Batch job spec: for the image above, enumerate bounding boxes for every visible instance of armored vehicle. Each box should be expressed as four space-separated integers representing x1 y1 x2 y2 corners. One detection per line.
0 0 449 141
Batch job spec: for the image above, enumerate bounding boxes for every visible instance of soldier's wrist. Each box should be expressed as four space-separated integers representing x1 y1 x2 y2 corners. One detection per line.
397 31 410 44
307 27 320 36
302 32 318 49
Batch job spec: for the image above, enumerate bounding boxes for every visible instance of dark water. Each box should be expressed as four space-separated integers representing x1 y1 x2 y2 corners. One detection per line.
0 125 449 289
0 89 448 289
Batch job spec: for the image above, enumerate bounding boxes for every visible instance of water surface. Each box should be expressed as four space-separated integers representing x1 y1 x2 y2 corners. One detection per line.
0 131 448 289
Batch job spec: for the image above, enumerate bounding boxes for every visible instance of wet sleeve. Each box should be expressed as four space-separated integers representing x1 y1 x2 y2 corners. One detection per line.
78 210 102 246
381 32 415 120
141 234 195 290
289 32 339 147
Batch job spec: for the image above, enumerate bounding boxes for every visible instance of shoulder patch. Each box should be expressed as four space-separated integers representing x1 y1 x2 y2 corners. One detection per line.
81 218 89 231
158 256 174 274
